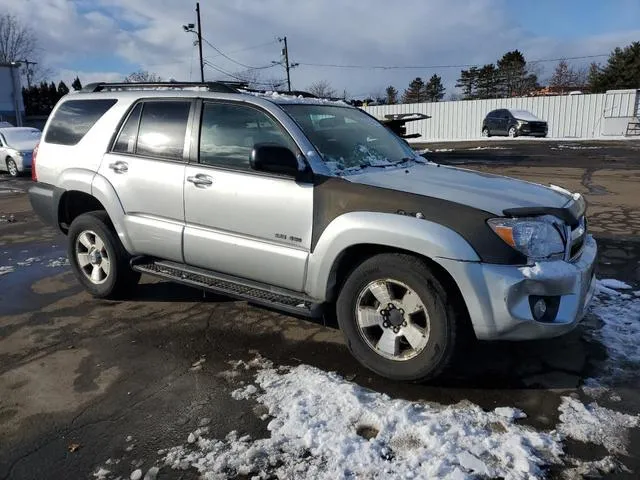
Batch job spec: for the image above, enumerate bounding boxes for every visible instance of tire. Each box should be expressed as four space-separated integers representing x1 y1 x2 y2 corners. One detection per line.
336 253 457 382
508 126 518 138
67 211 140 299
481 127 490 137
6 158 19 177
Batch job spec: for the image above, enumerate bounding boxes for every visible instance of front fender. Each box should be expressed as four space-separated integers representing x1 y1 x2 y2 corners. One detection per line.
305 211 480 300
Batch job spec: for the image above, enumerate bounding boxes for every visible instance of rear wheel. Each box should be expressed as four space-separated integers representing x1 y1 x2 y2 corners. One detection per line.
336 253 457 382
68 211 140 299
481 127 490 137
6 158 18 177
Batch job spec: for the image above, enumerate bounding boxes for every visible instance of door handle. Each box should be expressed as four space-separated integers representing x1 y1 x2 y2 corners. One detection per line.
108 161 128 173
187 174 213 187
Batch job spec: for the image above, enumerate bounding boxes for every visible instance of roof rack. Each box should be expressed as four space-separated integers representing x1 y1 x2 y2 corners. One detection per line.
241 87 318 98
80 81 242 94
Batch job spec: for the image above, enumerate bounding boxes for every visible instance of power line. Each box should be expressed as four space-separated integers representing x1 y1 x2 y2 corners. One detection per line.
200 35 275 70
296 53 609 70
203 60 285 87
209 40 279 58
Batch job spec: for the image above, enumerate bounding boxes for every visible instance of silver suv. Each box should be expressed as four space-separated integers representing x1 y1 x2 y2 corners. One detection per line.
28 81 597 382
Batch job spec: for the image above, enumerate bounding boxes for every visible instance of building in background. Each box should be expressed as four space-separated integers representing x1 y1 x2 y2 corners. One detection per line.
0 62 25 126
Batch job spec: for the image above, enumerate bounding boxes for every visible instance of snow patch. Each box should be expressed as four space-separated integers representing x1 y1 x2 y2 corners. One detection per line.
129 469 142 480
231 384 257 400
467 146 509 150
562 456 621 479
46 256 70 267
557 396 639 455
551 144 602 150
598 278 632 290
508 109 542 121
0 265 14 276
519 261 575 279
17 256 42 266
163 360 562 480
585 283 640 385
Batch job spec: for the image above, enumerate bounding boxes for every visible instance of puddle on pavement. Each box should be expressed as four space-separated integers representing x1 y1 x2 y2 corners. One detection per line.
0 242 74 315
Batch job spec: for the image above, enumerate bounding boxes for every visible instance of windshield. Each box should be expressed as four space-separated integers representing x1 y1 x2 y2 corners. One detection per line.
281 104 419 175
509 110 540 121
2 128 41 149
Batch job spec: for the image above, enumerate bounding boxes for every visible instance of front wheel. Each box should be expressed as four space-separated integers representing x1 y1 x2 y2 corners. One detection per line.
336 253 457 382
6 158 19 177
68 211 140 299
508 126 518 138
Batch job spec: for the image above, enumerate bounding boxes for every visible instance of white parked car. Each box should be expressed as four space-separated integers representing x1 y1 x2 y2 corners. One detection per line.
0 127 42 177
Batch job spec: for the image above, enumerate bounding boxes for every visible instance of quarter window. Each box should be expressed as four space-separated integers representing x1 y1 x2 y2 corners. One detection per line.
199 102 295 170
44 99 117 146
113 103 142 154
135 101 191 160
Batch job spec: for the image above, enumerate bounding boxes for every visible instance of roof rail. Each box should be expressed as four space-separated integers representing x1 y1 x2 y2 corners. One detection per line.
241 87 318 98
80 81 241 94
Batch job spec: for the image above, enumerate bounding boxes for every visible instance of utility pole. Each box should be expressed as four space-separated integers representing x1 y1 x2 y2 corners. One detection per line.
283 36 291 92
277 36 298 92
196 2 204 82
17 59 37 88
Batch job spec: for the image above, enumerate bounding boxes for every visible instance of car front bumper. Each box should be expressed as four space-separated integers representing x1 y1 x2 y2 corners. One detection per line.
438 234 597 340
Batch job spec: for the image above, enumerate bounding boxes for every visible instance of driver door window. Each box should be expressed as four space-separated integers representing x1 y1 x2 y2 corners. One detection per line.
199 102 295 170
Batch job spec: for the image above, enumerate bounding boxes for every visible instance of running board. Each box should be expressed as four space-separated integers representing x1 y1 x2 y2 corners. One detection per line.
131 258 323 317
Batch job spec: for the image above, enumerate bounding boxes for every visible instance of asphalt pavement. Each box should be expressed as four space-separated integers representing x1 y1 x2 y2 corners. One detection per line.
1 139 639 479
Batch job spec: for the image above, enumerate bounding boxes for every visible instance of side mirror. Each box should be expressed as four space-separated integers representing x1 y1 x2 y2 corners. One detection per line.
250 144 299 176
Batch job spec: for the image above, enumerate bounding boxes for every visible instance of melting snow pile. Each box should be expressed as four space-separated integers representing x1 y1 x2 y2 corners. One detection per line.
585 279 640 386
558 396 639 455
163 357 563 480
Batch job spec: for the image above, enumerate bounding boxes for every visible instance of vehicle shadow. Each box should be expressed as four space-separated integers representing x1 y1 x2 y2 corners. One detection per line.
130 280 235 303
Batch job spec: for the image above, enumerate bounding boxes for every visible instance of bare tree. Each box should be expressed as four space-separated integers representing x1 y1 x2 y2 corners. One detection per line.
124 70 162 83
549 59 588 94
307 80 337 98
0 14 35 63
0 14 49 85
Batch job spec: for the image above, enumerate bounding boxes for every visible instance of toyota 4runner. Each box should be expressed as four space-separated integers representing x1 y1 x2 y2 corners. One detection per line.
28 82 597 382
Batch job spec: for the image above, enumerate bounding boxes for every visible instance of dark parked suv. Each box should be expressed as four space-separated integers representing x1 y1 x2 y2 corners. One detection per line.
482 109 548 138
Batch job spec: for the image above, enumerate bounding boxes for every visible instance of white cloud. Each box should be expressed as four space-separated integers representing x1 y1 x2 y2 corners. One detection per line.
0 0 637 98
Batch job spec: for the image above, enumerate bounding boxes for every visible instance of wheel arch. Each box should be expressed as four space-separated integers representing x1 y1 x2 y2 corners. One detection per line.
54 169 135 253
306 212 478 320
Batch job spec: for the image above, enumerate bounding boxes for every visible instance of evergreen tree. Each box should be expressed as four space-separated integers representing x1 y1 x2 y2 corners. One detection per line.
424 74 445 102
496 50 538 97
385 85 398 104
71 76 82 91
57 81 69 96
587 42 640 93
476 64 500 99
455 66 479 99
402 77 425 103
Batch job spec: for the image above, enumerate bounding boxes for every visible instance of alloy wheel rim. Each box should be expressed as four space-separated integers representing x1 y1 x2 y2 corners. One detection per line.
75 230 110 285
7 160 17 176
355 279 430 361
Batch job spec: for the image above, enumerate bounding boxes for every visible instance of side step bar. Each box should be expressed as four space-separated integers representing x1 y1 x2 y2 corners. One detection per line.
131 258 323 318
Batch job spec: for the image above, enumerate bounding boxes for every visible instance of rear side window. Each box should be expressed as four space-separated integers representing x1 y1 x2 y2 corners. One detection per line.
113 103 142 154
135 101 191 160
44 99 117 145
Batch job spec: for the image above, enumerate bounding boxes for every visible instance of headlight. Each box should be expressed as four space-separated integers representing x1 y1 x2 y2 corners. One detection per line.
488 217 565 260
9 149 23 158
517 120 528 128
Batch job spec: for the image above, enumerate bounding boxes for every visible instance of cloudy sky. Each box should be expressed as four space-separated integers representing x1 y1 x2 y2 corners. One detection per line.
3 0 639 98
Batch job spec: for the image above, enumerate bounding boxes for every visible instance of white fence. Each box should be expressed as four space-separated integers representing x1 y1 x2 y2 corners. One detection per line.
362 89 638 142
